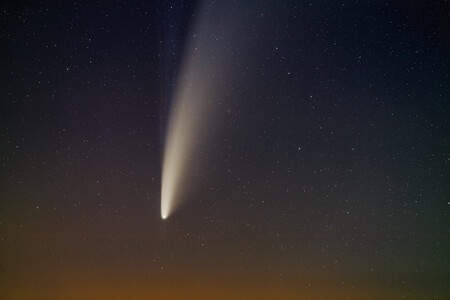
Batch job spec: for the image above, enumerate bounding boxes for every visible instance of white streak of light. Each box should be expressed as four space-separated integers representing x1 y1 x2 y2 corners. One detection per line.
160 1 245 220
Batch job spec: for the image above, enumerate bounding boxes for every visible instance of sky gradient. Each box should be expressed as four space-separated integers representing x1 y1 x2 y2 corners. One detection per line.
1 0 449 299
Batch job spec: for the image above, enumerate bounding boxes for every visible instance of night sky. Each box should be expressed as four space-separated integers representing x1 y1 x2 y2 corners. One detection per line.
1 1 449 299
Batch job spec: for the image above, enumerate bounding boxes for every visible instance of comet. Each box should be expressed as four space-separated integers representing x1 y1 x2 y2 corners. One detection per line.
160 21 212 220
160 85 199 219
160 1 247 220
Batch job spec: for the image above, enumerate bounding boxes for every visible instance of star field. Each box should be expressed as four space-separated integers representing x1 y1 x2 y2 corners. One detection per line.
0 1 449 299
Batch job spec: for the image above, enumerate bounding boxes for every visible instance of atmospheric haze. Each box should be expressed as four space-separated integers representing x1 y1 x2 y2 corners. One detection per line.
161 2 243 219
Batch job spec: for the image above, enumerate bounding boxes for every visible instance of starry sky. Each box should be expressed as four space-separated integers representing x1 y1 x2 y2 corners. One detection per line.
0 1 449 299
